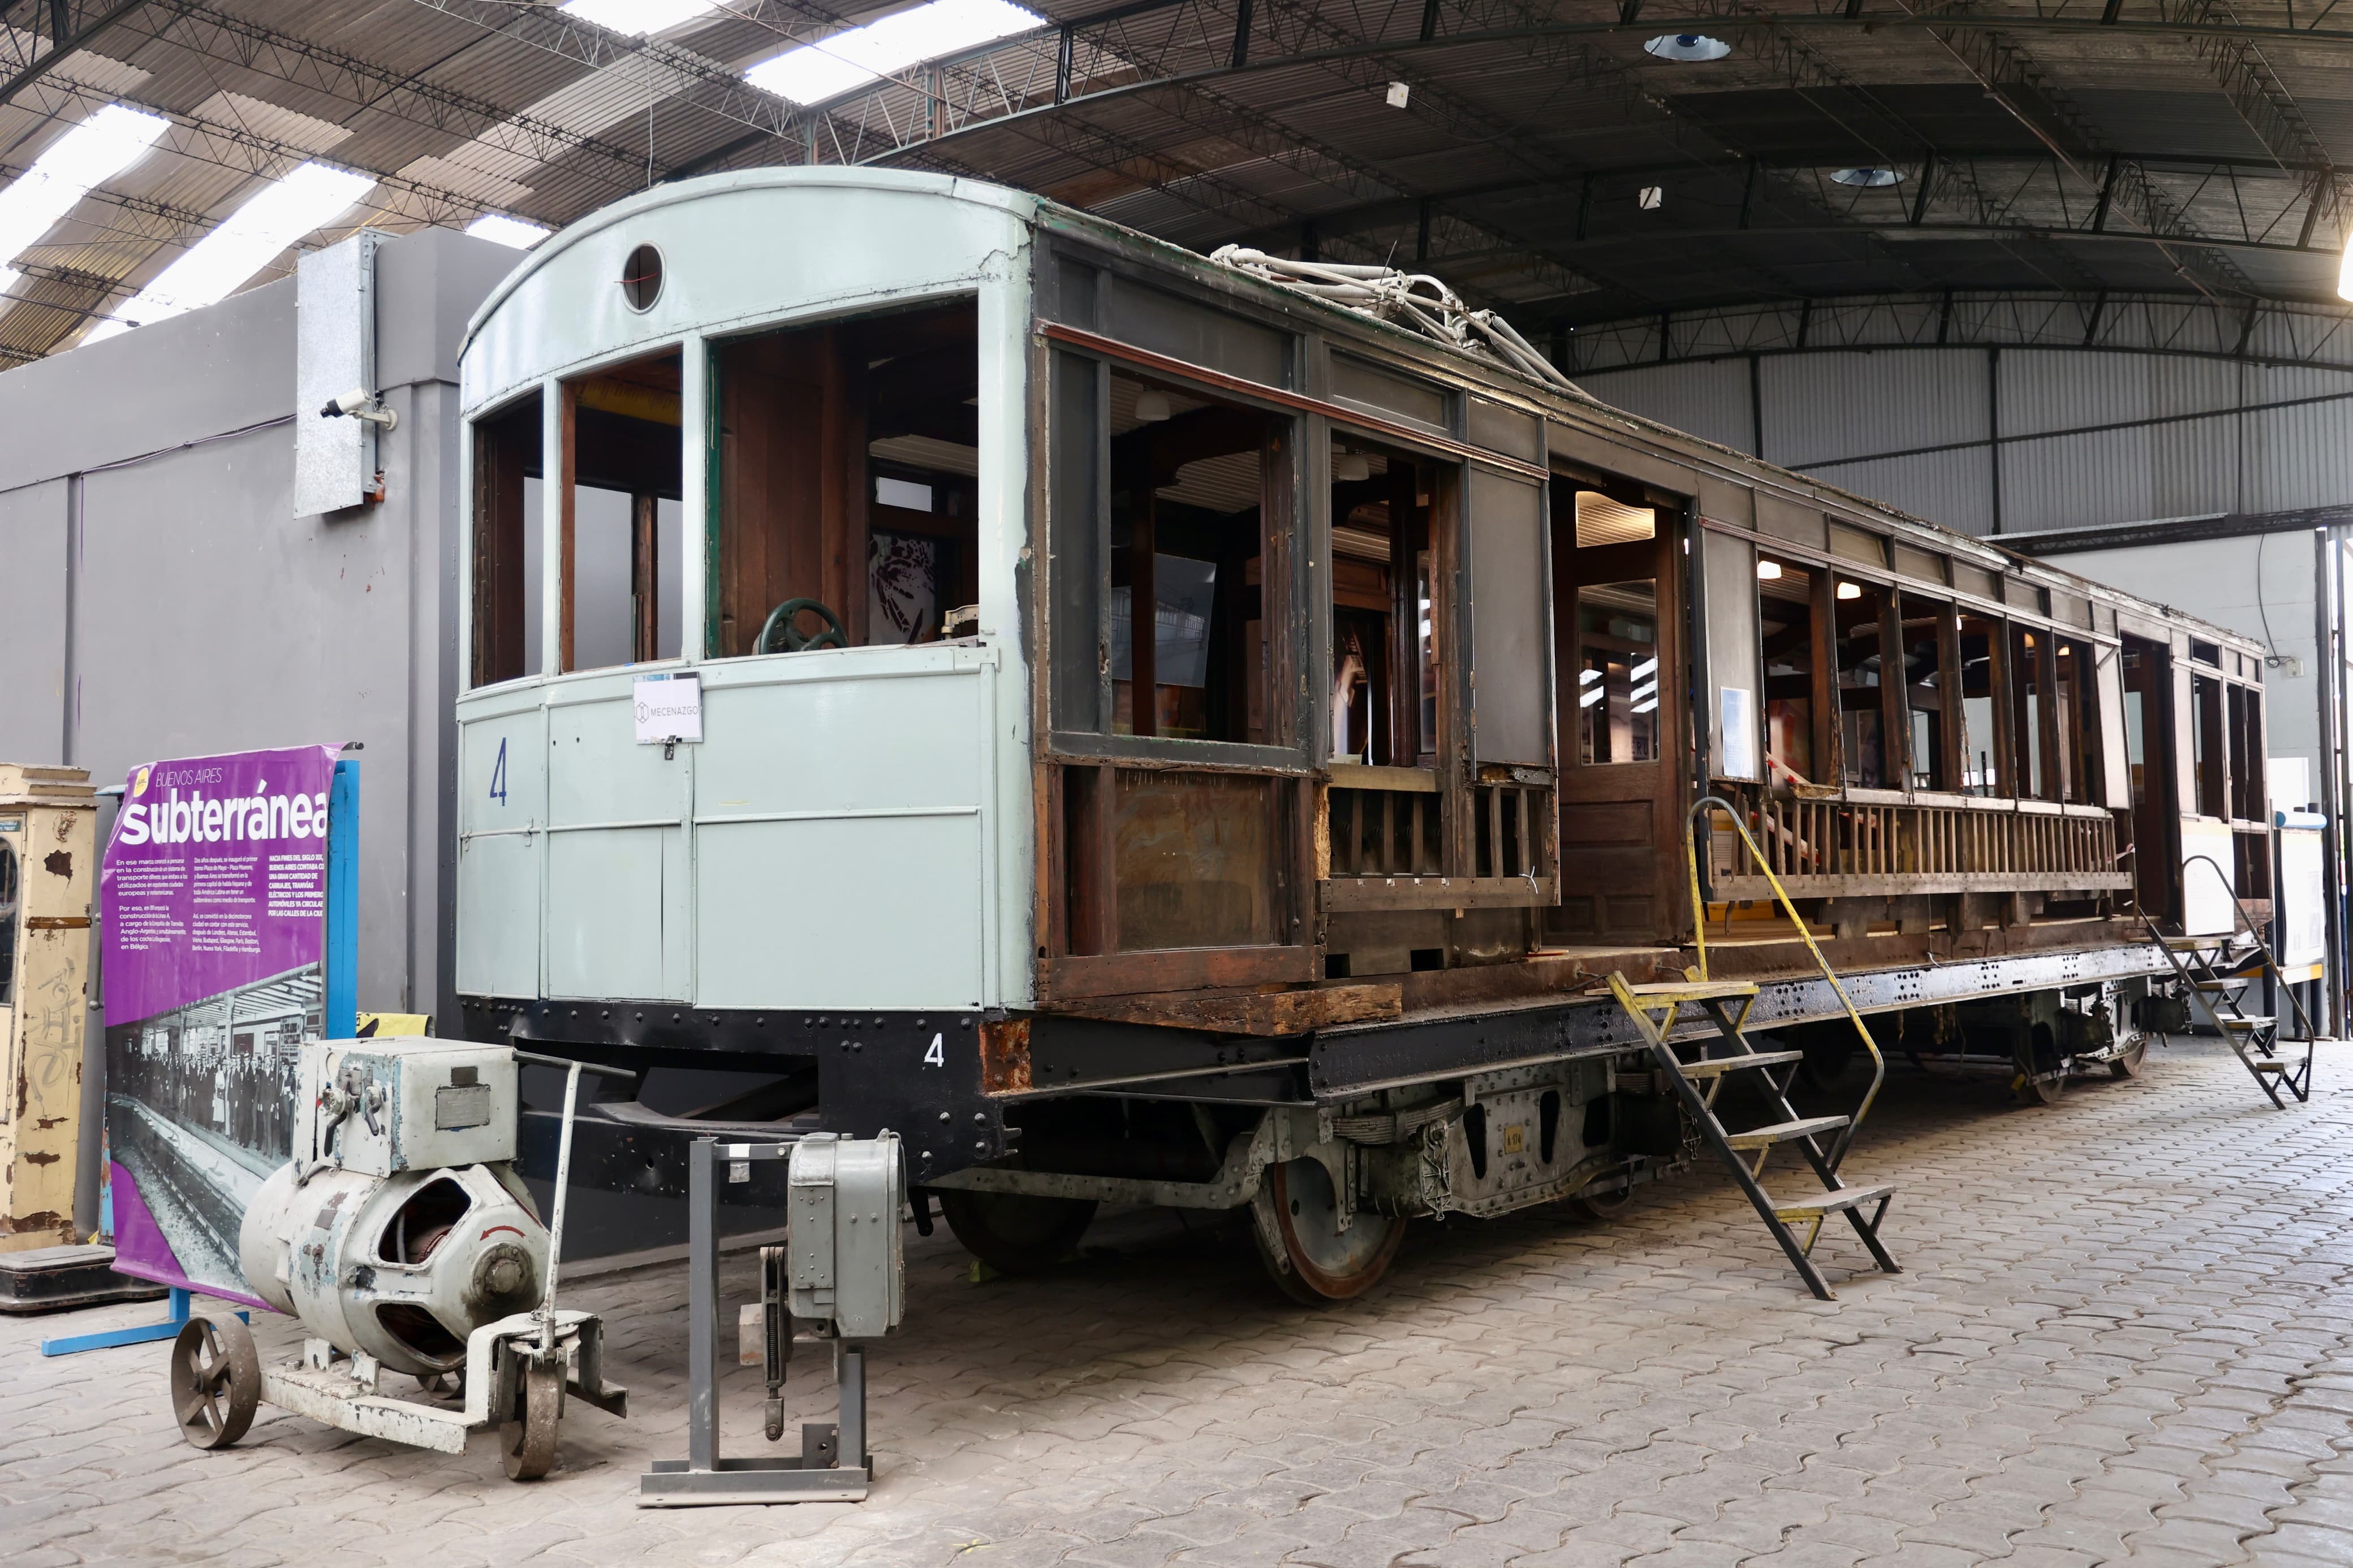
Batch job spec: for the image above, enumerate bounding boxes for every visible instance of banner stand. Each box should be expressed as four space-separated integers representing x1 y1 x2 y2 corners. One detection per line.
41 755 359 1357
40 1286 244 1358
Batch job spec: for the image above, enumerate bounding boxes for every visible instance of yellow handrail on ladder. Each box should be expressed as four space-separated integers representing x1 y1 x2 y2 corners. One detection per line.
1683 794 1886 1170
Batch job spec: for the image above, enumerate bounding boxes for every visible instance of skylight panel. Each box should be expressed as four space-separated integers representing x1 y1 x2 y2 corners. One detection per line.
744 0 1041 106
466 213 551 249
84 161 375 343
561 0 718 35
0 104 169 297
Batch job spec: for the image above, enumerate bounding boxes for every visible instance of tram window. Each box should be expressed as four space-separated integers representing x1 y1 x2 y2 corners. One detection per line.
2228 685 2262 819
1330 437 1440 765
1833 580 1887 788
2054 637 2098 805
1899 595 1949 792
2121 641 2157 807
1105 369 1284 744
1577 581 1658 764
470 390 544 686
2012 625 2054 800
714 300 979 657
2191 674 2226 816
559 348 683 672
1757 558 1818 785
1958 614 2003 795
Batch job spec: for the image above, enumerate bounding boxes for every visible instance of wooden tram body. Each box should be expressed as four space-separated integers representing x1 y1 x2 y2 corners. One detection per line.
453 169 2269 1296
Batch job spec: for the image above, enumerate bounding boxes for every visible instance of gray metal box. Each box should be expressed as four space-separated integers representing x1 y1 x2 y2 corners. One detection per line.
787 1133 904 1339
292 1037 519 1177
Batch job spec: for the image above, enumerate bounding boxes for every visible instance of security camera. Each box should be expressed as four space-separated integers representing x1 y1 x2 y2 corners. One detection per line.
320 387 397 430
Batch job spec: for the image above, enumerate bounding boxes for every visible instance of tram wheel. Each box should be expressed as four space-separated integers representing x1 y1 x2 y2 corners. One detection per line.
1255 1157 1406 1304
1564 1173 1635 1224
2015 1025 2068 1105
937 1189 1097 1275
2109 1037 2150 1079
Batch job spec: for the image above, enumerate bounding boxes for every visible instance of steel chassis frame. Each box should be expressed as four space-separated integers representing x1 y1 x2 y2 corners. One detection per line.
473 940 2180 1196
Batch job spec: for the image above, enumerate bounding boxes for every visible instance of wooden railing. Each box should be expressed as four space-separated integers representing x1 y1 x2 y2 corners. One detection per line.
1322 765 1555 910
1707 783 2130 899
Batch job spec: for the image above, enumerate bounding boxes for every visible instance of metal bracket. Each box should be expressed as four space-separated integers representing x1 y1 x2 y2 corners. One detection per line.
639 1138 881 1506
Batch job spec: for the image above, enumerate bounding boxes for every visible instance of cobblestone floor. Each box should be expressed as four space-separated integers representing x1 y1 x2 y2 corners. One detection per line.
8 1039 2353 1567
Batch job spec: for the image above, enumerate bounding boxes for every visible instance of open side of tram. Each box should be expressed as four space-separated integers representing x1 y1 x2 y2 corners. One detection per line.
452 168 2273 1299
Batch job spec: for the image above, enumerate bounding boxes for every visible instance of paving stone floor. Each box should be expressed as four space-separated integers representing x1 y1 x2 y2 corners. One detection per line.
8 1038 2353 1566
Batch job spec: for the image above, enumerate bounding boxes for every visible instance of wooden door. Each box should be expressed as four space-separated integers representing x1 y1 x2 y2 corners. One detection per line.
1549 491 1682 945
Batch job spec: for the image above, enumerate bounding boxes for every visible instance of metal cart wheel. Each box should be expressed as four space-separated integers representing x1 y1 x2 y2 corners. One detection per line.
1256 1157 1406 1304
501 1358 564 1481
937 1189 1097 1275
169 1312 260 1450
2109 1037 2151 1079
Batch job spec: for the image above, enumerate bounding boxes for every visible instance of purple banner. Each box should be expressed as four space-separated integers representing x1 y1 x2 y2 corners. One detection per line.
103 745 338 1301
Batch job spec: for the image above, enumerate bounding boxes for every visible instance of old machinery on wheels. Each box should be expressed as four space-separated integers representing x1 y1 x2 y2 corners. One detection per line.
167 1038 630 1478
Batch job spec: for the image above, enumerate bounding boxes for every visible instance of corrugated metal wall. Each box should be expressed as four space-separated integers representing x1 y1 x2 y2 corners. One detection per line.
1576 347 2353 537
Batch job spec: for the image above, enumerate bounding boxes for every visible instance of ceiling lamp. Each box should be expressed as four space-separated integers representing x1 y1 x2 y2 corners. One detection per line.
1756 560 1783 581
1131 389 1171 422
1643 34 1731 61
1836 581 1863 600
1832 167 1903 188
1333 451 1372 483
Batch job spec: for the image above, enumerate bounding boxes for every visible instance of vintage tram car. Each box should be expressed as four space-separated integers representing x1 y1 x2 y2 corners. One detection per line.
455 169 2271 1299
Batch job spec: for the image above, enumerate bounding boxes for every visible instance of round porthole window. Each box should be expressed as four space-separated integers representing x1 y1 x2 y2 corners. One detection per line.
621 243 663 311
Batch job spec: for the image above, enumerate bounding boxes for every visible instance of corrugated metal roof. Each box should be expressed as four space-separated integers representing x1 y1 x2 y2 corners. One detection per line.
4 0 2353 368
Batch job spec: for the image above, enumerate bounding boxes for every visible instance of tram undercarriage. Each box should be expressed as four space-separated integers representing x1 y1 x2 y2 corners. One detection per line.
481 939 2165 1302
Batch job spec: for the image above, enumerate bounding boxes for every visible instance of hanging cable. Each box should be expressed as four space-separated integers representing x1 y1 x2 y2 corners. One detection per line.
1208 246 1592 399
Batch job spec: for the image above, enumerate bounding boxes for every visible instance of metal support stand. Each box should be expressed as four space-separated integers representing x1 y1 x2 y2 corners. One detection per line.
41 1286 248 1357
640 1137 873 1506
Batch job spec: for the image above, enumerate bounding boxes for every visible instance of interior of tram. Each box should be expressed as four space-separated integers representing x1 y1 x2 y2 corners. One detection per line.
467 297 985 682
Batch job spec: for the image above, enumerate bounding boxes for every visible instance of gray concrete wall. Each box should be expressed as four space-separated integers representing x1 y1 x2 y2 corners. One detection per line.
0 227 515 1233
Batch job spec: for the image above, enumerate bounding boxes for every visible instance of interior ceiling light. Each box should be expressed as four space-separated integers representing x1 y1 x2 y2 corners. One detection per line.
1756 560 1783 580
466 213 551 249
2340 230 2353 302
1832 167 1903 188
1637 185 1664 210
84 161 375 344
561 0 717 35
1333 452 1372 482
1837 581 1864 600
1643 33 1731 61
0 104 169 300
745 0 1041 106
1385 81 1411 109
1131 388 1171 422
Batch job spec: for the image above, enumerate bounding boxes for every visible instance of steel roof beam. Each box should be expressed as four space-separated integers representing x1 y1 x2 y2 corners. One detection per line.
0 0 151 111
1557 289 2353 372
120 0 657 200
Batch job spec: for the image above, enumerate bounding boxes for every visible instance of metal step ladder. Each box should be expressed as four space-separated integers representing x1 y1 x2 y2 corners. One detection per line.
1607 972 1900 1301
2144 902 2317 1109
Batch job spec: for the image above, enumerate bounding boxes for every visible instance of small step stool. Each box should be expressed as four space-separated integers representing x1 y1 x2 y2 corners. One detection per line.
1608 973 1901 1301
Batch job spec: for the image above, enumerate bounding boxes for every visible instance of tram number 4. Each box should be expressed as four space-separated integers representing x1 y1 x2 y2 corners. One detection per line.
489 737 508 804
923 1035 945 1068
